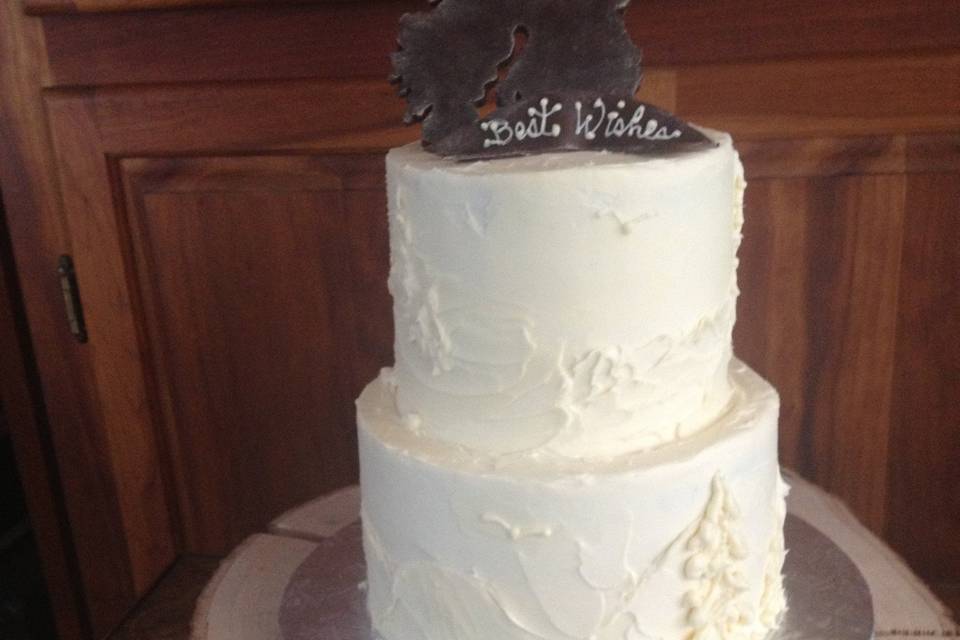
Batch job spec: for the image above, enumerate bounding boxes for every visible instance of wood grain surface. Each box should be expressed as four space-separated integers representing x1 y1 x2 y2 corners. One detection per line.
37 2 960 86
0 2 105 637
0 198 88 640
886 174 960 583
45 90 180 623
32 0 960 74
120 156 387 554
38 82 409 638
27 0 277 12
678 53 960 140
735 175 906 532
2 1 959 635
38 68 960 157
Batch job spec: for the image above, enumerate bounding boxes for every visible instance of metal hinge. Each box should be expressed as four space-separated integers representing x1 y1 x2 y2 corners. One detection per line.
57 255 88 343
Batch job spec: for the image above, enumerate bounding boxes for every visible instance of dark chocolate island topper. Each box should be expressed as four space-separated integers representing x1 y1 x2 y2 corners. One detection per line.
391 0 714 160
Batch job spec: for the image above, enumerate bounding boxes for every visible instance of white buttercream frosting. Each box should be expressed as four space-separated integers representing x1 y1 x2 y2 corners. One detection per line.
358 132 787 640
387 135 744 458
359 361 787 640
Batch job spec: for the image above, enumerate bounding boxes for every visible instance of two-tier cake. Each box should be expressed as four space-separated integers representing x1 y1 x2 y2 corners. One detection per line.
355 3 788 638
356 133 787 640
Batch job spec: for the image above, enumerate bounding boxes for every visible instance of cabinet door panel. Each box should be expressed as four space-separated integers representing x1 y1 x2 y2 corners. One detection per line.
121 156 388 554
44 83 398 635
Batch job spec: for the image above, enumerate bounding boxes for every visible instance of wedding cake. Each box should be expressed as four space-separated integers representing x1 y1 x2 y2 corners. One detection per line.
355 3 787 639
356 132 787 640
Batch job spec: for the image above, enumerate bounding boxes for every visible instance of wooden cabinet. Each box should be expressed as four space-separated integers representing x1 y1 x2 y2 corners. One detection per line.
1 1 958 638
42 81 402 635
118 154 387 555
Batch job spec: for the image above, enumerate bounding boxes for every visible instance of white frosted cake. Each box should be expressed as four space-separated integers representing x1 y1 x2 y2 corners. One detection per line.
357 130 788 640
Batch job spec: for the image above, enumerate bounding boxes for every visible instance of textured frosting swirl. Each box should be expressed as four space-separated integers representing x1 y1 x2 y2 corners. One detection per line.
387 133 745 458
359 361 788 640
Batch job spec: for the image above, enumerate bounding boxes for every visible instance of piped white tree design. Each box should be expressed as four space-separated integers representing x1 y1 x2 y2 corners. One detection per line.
682 475 755 639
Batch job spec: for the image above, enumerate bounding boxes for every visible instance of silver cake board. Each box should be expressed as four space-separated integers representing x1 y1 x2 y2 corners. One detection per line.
278 514 874 640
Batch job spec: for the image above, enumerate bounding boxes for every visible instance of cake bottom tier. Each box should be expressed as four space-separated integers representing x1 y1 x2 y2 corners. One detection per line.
357 360 788 640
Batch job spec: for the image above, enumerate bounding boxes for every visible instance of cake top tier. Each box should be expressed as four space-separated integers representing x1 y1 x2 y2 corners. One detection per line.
386 131 745 460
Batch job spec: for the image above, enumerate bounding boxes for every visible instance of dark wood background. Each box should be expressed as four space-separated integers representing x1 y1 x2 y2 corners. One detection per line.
0 1 958 638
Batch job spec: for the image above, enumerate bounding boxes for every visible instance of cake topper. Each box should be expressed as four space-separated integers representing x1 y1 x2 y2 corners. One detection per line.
391 0 714 159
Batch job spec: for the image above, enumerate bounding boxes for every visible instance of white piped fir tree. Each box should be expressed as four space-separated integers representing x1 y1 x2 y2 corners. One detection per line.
681 475 755 640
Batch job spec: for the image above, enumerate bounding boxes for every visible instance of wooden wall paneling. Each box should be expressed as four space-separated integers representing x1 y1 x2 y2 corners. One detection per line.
37 57 960 158
340 188 392 399
734 180 811 475
119 155 386 554
38 78 400 628
906 133 960 174
887 172 960 582
55 80 410 154
37 83 405 629
1 3 105 638
26 0 292 12
36 1 960 85
39 2 421 87
737 134 960 567
0 207 88 640
739 134 960 179
735 172 906 533
631 0 960 66
26 0 365 13
677 52 960 140
739 136 907 179
635 70 677 113
42 92 179 637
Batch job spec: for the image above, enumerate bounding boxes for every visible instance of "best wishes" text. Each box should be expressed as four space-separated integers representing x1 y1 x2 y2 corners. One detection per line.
481 97 684 149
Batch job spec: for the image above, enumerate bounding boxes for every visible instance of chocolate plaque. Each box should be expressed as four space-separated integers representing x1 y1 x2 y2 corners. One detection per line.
435 93 713 159
391 0 714 158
